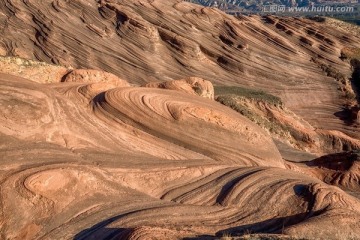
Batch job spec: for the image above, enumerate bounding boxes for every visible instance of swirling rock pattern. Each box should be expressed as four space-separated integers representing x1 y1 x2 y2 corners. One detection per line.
0 0 360 239
63 69 129 86
94 87 284 167
1 0 360 145
304 151 360 192
144 77 215 100
0 70 360 239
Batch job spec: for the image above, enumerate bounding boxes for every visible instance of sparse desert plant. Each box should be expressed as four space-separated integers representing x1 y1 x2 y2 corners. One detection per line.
215 95 256 120
0 56 69 83
220 232 233 240
214 86 283 107
0 56 58 67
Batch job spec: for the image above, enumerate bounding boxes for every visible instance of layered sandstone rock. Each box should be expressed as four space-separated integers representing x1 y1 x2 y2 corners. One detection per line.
144 77 214 99
0 0 359 239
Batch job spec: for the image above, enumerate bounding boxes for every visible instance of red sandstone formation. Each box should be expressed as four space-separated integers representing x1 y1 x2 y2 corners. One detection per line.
0 0 359 239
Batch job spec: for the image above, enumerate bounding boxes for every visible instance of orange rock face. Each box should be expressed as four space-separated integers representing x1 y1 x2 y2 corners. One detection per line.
63 69 129 86
144 77 214 99
0 0 360 239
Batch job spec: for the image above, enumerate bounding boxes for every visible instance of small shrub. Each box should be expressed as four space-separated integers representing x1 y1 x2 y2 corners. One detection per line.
220 232 233 240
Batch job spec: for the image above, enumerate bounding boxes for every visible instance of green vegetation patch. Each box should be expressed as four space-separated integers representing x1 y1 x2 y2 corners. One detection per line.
214 87 291 137
216 94 288 135
0 56 55 67
214 86 283 106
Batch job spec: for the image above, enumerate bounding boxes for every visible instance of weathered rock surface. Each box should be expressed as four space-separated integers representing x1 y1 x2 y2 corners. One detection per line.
0 0 360 239
63 69 129 86
144 77 215 99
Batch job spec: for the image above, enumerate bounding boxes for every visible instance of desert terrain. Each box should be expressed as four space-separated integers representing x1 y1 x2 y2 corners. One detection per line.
0 0 360 239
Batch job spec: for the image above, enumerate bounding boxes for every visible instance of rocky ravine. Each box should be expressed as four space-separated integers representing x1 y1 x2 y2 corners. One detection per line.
0 0 360 239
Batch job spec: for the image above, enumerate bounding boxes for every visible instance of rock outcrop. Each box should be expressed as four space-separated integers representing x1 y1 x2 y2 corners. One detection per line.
144 77 214 99
63 69 129 86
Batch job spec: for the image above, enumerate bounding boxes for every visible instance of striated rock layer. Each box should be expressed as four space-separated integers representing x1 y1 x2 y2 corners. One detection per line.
0 0 360 239
0 68 360 239
144 77 215 100
1 0 360 147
